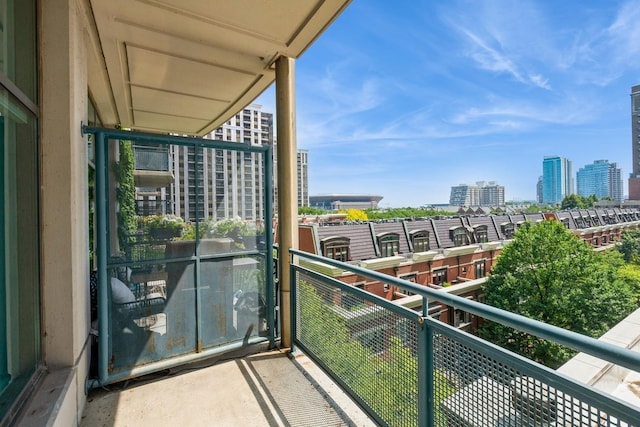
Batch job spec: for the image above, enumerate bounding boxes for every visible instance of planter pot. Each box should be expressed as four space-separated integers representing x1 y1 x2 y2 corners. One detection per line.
150 227 181 240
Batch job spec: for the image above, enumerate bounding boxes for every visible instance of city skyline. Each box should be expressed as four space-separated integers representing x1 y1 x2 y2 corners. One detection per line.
256 1 640 207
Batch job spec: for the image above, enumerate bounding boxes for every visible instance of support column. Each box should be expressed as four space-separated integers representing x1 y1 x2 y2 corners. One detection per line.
40 0 89 368
275 56 298 348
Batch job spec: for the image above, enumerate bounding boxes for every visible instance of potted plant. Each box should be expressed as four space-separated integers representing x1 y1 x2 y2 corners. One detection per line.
140 215 186 240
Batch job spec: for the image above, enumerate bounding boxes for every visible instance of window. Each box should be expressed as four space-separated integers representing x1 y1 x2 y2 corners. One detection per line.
0 1 41 421
451 227 469 246
474 225 488 243
455 309 472 330
432 268 447 286
378 233 399 257
561 218 570 229
501 222 515 239
410 230 429 252
398 273 417 296
321 237 350 262
475 260 486 278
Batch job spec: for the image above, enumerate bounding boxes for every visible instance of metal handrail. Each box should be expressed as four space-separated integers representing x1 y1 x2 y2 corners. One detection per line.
290 248 640 372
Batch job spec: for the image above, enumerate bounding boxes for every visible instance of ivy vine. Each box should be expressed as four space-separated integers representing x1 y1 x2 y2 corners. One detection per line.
116 140 137 253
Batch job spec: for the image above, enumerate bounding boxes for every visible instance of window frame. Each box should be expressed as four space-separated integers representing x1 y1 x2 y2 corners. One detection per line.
473 225 488 243
398 273 417 296
377 232 400 257
450 227 469 247
474 259 486 279
321 236 350 262
410 229 430 252
432 267 447 286
501 222 515 239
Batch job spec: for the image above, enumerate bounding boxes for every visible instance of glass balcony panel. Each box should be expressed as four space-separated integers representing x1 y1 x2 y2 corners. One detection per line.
96 130 273 385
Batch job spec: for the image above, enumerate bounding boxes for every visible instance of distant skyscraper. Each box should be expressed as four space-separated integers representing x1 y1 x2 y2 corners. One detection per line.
629 85 640 200
542 156 573 204
297 149 309 207
577 160 623 202
536 176 543 204
273 142 310 208
449 181 504 206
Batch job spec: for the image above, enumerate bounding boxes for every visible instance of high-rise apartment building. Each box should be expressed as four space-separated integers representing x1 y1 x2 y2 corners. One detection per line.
449 181 505 206
169 107 311 222
273 142 310 208
170 104 273 221
536 176 543 204
577 160 623 202
629 85 640 200
297 149 309 207
542 156 573 204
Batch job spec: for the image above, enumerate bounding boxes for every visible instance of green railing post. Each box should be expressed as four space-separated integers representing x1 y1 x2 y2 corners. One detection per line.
194 145 202 352
264 144 275 348
289 252 296 351
0 117 9 390
94 131 110 383
418 318 433 427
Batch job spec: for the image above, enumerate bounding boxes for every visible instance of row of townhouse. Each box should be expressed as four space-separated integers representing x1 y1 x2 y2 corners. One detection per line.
290 207 640 334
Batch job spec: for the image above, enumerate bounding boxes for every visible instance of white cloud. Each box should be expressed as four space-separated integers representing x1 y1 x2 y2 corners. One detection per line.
529 74 551 90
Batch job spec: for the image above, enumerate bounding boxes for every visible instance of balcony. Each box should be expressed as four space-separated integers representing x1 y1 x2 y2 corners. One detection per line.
81 350 376 426
133 145 174 188
82 246 640 427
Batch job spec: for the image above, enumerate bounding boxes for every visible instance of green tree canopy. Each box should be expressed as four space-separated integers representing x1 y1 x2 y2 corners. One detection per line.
618 229 640 263
560 194 598 210
364 207 455 219
480 220 635 368
298 206 326 215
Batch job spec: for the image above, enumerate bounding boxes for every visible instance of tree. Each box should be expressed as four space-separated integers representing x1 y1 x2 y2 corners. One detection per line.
618 229 640 263
560 194 582 209
364 207 455 219
341 208 368 221
298 206 325 215
560 194 598 210
480 220 635 368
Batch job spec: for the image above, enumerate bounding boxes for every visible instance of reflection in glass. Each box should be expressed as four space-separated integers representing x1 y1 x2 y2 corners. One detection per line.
102 136 270 373
0 86 40 418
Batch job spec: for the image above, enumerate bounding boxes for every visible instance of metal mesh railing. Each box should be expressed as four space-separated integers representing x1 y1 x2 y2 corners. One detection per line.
294 268 421 427
133 144 170 171
431 323 637 427
291 249 640 427
433 322 640 426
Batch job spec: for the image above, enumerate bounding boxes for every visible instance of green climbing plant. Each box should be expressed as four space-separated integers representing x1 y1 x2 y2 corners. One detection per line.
116 140 137 252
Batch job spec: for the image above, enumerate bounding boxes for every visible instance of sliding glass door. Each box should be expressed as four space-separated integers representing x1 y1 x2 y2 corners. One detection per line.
0 0 40 422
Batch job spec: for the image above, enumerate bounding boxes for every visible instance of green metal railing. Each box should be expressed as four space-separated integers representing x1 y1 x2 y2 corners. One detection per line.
290 249 640 427
84 126 275 387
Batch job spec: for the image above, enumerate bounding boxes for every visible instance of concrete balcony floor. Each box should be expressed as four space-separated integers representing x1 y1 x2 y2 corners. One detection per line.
81 349 376 427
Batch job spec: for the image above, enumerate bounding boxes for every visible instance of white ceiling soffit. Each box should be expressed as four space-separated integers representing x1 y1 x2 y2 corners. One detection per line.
88 0 351 136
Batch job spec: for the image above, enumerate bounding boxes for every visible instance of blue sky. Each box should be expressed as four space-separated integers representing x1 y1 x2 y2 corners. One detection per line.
256 0 640 208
